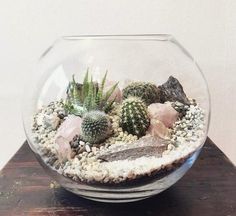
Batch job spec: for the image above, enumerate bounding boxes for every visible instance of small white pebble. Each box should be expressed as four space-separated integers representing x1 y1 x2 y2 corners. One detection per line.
92 147 97 154
79 141 85 146
85 145 91 152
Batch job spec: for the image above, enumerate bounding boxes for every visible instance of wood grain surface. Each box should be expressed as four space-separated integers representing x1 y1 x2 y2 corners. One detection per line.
0 138 235 216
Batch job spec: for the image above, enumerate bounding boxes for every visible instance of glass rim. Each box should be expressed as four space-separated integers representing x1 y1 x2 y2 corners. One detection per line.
61 34 174 41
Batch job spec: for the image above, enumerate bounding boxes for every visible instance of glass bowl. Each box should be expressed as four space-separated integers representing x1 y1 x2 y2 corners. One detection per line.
22 34 210 203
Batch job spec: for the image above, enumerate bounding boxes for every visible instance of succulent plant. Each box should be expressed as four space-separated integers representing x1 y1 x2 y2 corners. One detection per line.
64 70 118 116
120 97 150 137
122 82 161 105
64 75 86 116
81 111 111 144
64 99 87 117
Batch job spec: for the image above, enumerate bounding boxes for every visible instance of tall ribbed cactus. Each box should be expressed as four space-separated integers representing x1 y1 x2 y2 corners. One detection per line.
120 97 150 137
122 82 160 105
81 111 111 144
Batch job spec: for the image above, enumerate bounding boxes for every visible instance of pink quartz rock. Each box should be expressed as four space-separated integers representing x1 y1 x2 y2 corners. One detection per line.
103 80 122 103
148 103 179 128
55 115 82 162
147 119 170 139
55 136 72 163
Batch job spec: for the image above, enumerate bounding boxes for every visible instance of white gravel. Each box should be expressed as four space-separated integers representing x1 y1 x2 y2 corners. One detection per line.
32 99 207 184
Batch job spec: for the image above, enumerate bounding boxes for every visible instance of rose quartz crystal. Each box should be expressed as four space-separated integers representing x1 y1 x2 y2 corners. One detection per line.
55 115 82 162
148 103 179 128
147 119 170 139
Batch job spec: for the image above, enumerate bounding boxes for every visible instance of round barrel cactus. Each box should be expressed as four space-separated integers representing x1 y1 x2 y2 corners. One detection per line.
120 97 150 137
122 82 160 105
81 111 111 144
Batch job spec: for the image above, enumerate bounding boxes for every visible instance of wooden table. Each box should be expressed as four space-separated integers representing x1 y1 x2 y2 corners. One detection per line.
0 138 235 216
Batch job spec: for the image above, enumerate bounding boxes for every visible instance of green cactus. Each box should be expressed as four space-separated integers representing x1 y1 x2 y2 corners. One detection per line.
120 97 150 137
81 111 111 144
122 82 160 105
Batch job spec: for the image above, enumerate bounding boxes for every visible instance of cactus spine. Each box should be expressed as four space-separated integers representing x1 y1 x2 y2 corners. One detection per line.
81 111 111 144
120 97 150 137
122 82 160 105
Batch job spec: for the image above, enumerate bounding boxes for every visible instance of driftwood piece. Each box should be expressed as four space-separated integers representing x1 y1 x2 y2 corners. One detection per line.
98 136 169 162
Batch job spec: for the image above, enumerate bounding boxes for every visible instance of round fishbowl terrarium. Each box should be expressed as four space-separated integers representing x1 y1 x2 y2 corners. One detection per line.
23 35 210 203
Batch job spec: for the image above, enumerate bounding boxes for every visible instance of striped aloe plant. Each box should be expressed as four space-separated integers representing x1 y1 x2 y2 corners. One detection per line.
64 69 118 116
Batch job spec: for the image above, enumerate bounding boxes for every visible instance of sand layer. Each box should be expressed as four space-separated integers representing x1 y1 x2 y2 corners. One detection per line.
31 100 206 184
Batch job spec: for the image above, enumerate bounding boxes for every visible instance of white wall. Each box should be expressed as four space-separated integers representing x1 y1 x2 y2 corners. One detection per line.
0 0 235 169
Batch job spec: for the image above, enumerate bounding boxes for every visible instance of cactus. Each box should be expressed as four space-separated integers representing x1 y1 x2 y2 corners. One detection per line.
81 111 111 144
122 82 160 105
120 97 150 137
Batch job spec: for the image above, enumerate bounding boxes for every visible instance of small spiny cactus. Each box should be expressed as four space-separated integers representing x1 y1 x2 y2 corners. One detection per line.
81 111 111 144
120 97 150 137
122 82 160 105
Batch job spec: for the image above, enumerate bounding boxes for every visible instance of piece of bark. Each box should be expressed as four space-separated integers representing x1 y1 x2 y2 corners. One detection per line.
98 145 167 162
98 136 169 162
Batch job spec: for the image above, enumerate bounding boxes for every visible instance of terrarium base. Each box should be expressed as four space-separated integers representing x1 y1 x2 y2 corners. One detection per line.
38 149 200 203
0 139 236 215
